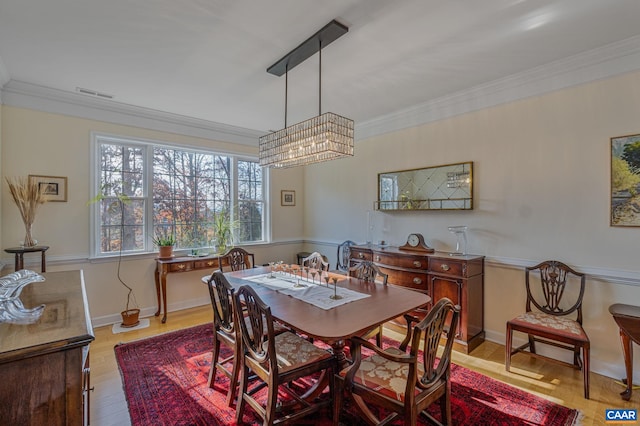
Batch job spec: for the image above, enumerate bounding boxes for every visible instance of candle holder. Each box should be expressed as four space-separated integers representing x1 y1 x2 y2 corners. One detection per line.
330 277 343 300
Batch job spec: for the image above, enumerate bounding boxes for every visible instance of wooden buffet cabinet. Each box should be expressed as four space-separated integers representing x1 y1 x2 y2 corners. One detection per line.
0 270 94 425
350 245 485 353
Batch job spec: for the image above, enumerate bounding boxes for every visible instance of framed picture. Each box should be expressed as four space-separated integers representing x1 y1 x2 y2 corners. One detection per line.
29 175 68 202
281 190 295 206
611 134 640 226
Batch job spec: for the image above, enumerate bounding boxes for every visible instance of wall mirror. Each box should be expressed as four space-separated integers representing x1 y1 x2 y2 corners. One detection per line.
375 162 473 211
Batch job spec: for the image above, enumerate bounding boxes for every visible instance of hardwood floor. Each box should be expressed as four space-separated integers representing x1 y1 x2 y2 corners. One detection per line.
90 305 637 425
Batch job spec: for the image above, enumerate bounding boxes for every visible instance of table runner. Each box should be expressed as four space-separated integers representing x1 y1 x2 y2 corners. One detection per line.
239 272 370 310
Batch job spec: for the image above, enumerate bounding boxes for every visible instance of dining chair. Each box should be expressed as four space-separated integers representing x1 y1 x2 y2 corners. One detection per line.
334 297 460 426
336 240 356 272
233 284 336 425
349 260 388 346
302 251 330 272
206 271 242 406
505 260 590 399
219 247 255 272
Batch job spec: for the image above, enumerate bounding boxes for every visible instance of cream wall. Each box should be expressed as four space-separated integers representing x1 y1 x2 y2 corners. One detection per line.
302 70 640 382
0 106 305 325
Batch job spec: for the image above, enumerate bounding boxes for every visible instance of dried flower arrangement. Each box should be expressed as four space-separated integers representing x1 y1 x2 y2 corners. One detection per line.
5 176 48 247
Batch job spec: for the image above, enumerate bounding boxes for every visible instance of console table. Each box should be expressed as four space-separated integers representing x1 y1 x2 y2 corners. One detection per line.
0 270 94 425
155 254 229 323
4 245 49 272
350 245 485 353
609 303 640 401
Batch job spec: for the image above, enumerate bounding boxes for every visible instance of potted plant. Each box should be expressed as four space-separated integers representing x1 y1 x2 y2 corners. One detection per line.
153 231 176 259
88 191 140 327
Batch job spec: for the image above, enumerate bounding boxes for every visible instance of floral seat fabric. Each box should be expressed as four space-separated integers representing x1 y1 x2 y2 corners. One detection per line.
260 331 334 374
509 311 589 342
338 347 426 403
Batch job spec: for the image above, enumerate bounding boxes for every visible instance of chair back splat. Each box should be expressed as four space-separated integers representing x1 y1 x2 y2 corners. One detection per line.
301 251 330 272
506 260 590 399
335 298 460 426
336 240 356 272
220 247 255 272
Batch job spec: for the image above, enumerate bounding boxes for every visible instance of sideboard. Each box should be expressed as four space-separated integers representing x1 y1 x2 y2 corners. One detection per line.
0 270 94 425
350 245 485 353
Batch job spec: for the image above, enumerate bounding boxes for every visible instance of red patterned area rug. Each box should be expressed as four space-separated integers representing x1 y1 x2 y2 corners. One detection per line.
115 323 580 426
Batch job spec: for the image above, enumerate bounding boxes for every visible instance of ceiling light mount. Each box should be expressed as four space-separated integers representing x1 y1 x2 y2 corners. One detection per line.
259 19 354 168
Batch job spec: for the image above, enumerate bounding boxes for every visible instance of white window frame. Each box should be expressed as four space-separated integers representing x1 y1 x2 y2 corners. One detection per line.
89 132 268 258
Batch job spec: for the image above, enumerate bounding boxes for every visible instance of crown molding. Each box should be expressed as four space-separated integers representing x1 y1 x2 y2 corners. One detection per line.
0 80 263 146
356 35 640 141
2 35 640 144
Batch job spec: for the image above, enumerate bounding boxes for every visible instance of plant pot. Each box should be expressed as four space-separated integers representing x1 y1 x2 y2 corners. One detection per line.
121 308 141 328
158 246 173 259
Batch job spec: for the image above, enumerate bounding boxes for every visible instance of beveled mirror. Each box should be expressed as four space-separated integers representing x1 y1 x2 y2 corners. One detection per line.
375 162 473 211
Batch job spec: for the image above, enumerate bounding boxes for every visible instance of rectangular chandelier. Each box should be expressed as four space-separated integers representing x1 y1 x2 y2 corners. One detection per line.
259 112 353 168
259 20 354 168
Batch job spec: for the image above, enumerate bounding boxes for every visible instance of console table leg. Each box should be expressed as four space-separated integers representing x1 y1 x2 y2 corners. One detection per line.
161 272 168 323
619 329 633 401
154 267 161 317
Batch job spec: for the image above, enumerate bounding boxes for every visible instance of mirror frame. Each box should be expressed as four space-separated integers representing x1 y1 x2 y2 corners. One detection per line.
375 161 473 211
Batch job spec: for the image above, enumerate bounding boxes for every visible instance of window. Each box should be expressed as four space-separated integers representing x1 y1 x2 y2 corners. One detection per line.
91 134 266 256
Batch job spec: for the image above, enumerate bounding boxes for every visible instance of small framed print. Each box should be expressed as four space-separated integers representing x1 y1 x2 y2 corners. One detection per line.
29 175 68 202
281 190 296 206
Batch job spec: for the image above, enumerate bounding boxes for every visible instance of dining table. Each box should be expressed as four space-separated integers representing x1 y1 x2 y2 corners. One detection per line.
206 266 431 369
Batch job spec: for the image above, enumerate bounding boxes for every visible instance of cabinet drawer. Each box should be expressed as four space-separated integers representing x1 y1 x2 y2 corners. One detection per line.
379 266 428 291
195 258 219 269
169 261 194 272
373 253 428 270
350 248 372 261
429 258 465 277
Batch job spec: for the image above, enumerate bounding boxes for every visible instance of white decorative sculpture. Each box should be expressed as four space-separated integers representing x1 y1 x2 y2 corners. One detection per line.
0 269 46 324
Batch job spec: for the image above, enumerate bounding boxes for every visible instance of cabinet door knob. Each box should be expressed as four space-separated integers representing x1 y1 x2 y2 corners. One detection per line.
441 264 450 271
358 253 364 259
413 277 422 284
413 260 422 268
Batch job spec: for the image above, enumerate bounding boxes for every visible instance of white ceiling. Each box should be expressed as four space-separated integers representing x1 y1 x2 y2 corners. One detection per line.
1 0 640 138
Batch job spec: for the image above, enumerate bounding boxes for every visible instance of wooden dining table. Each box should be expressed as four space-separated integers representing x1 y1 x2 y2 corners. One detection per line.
217 266 431 368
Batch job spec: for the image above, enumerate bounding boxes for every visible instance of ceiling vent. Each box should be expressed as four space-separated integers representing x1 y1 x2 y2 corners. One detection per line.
76 87 114 99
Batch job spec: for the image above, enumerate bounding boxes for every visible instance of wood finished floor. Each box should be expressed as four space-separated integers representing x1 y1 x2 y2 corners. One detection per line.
91 305 638 425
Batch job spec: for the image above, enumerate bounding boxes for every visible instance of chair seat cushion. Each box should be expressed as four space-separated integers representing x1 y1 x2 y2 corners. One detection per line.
338 347 424 402
267 331 333 373
508 311 589 342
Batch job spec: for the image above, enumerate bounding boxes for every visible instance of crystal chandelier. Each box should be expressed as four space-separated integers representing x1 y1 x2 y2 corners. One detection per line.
259 20 354 168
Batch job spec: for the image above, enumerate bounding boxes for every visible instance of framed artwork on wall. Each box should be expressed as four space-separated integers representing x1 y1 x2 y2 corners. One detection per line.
281 190 295 206
611 133 640 226
29 175 68 202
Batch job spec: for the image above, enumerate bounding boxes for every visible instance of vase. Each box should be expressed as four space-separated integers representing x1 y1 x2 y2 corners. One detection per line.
22 223 36 247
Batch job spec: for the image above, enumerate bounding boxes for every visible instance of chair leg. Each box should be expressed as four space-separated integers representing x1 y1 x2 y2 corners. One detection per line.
265 377 278 426
505 324 513 372
208 337 220 388
583 345 590 399
226 353 240 407
236 365 249 425
333 377 343 425
376 325 383 347
442 380 452 426
528 334 536 354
